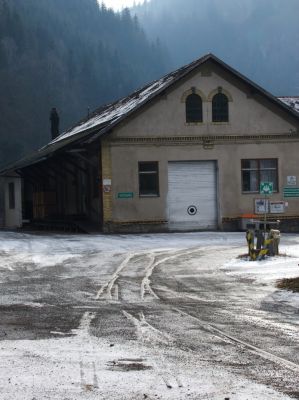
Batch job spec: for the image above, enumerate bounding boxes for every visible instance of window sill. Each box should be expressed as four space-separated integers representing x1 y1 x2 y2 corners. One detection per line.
185 122 204 126
209 122 230 125
242 191 279 195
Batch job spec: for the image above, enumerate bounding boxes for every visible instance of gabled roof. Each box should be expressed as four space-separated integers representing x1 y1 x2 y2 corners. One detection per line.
1 53 299 174
50 53 299 147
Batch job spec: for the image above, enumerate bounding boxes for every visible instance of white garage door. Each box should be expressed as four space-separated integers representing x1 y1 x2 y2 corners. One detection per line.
167 161 218 230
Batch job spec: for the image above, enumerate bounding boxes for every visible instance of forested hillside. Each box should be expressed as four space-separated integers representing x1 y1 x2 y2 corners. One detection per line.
0 0 169 166
133 0 299 96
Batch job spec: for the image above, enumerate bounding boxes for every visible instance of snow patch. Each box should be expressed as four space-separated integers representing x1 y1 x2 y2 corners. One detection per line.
49 75 174 144
278 96 299 113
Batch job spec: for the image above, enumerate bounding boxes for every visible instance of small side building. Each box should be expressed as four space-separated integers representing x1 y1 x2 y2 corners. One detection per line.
1 54 299 232
0 174 22 229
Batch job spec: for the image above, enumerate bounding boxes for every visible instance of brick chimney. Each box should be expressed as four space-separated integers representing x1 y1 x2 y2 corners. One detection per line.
50 107 59 140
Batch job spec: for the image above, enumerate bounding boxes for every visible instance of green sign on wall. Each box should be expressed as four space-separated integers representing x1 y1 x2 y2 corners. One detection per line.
118 192 134 199
260 182 273 195
283 188 299 198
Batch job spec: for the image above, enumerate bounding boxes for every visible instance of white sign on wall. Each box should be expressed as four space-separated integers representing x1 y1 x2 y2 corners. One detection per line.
103 179 111 186
270 201 285 214
255 198 269 214
103 178 112 193
287 176 297 186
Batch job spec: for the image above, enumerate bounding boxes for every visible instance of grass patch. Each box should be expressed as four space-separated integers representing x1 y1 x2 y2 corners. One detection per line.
276 277 299 293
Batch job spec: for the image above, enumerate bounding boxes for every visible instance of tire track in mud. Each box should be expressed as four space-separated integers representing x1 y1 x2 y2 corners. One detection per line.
73 312 100 392
123 305 299 394
174 308 299 375
95 251 159 301
123 310 184 390
72 311 96 337
94 253 135 300
54 245 299 396
140 248 203 301
140 254 158 300
89 247 206 392
95 246 203 302
80 360 99 392
122 310 174 345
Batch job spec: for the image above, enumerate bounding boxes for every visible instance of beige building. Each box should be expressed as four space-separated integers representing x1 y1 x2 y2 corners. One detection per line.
1 54 299 232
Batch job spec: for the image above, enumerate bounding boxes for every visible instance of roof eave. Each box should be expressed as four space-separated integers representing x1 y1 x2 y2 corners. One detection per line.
207 54 299 121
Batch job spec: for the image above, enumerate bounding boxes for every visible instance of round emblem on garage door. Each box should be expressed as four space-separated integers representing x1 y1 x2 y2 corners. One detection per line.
187 205 197 215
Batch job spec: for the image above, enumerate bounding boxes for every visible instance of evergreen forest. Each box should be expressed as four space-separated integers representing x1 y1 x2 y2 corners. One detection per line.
0 0 169 166
133 0 299 96
1 0 298 167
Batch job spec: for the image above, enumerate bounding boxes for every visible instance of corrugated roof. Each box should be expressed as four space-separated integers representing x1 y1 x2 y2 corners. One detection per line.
48 54 211 146
1 53 299 174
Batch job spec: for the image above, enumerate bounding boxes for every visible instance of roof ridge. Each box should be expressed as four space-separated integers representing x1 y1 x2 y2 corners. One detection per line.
2 53 298 174
50 53 214 145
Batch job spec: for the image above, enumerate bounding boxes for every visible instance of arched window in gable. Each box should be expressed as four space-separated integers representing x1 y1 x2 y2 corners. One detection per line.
212 93 229 122
186 94 203 123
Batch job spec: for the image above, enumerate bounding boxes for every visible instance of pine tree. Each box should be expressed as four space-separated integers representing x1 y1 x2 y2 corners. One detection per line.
0 0 169 167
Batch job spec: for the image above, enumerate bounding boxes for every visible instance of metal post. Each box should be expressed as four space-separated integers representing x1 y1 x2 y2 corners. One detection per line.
264 194 267 236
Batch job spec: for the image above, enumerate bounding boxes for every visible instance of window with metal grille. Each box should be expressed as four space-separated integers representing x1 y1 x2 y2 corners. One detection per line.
241 159 278 193
212 93 229 122
185 94 202 123
138 162 159 197
8 182 15 209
